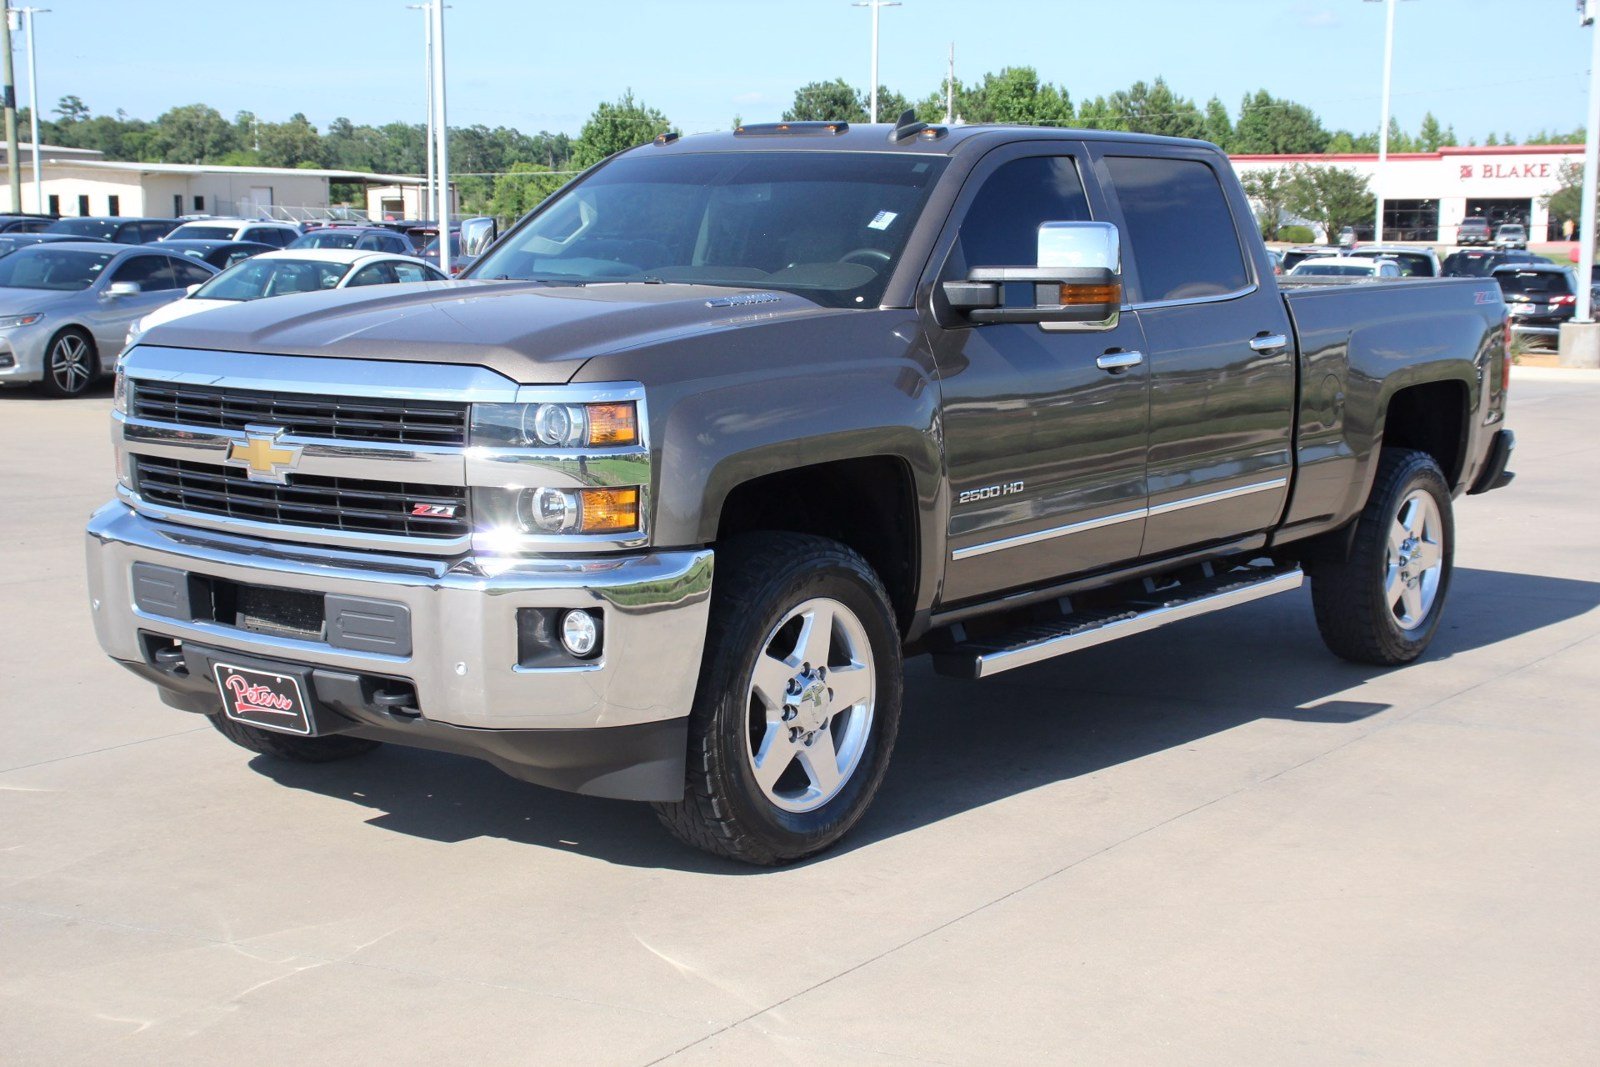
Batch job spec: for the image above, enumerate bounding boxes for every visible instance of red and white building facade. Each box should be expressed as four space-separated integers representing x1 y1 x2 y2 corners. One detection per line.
1229 143 1583 244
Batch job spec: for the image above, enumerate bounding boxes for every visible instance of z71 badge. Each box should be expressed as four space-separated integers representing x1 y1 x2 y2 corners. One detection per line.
958 481 1024 505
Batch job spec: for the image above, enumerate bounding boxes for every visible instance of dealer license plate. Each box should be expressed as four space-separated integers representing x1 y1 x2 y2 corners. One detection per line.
213 662 313 735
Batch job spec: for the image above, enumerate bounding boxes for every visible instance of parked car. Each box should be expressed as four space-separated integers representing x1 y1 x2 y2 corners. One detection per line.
1492 263 1590 342
288 226 415 255
1280 244 1345 272
161 219 301 248
1344 245 1441 277
45 217 180 244
0 232 109 257
127 249 449 341
0 242 214 396
1287 256 1401 279
1337 225 1357 248
1457 217 1492 245
153 239 278 272
0 213 56 234
95 123 1514 864
1441 248 1539 277
1494 223 1528 250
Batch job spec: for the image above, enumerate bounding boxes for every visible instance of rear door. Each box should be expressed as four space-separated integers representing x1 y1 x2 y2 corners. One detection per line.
924 142 1151 604
1093 147 1295 559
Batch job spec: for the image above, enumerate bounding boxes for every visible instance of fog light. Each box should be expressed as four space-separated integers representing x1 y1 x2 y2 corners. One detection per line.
560 609 600 658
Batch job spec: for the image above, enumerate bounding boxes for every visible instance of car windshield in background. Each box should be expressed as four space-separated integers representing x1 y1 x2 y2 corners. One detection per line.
1499 225 1526 235
421 233 461 257
291 231 365 249
1348 251 1431 276
0 247 115 290
46 218 117 239
1442 252 1500 277
468 151 948 309
167 224 237 241
1494 271 1568 295
195 258 351 300
1292 263 1375 277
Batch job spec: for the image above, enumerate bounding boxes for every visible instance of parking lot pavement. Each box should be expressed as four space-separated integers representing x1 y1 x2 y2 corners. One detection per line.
2 370 1597 1064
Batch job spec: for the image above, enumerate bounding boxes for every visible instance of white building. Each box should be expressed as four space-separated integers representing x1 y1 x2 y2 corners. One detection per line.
0 157 425 221
1230 143 1584 244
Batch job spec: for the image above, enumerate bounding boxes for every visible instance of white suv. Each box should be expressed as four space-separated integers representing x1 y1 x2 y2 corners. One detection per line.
1494 223 1528 250
160 219 301 248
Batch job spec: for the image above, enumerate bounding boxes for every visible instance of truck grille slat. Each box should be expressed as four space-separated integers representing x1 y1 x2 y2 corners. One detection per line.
132 382 468 446
134 456 469 540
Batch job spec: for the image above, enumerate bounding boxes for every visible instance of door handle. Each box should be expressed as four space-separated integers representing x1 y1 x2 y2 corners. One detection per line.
1096 350 1144 372
1249 333 1289 353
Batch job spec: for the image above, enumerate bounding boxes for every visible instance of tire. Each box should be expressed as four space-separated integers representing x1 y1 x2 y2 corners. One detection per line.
37 328 98 398
653 533 903 865
207 713 381 763
1310 448 1454 665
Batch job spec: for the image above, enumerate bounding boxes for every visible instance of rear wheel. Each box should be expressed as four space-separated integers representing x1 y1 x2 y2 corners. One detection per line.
1310 448 1454 665
208 713 381 763
653 533 902 865
38 329 97 398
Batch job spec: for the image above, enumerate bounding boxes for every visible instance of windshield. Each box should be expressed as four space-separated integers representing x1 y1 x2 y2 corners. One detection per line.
0 234 46 256
1291 262 1375 277
0 247 115 290
1460 219 1488 230
468 151 948 308
46 218 117 239
167 223 237 241
194 258 351 300
1348 250 1432 276
1497 225 1526 235
422 233 461 257
1494 270 1569 295
290 230 367 249
1442 252 1500 277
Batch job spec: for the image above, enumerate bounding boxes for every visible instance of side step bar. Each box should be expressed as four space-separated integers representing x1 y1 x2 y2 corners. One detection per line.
931 563 1304 680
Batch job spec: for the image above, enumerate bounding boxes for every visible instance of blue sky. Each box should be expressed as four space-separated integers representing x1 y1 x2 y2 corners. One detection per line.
32 0 1597 142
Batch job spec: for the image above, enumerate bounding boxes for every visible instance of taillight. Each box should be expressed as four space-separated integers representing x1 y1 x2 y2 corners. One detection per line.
1551 294 1576 306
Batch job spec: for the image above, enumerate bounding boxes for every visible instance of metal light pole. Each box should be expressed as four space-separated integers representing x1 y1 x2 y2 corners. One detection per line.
1 1 19 213
1374 0 1396 243
852 0 900 123
406 3 435 224
16 7 44 215
1577 0 1600 323
429 0 448 272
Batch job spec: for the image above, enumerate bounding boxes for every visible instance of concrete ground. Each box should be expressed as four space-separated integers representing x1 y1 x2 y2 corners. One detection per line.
2 370 1597 1065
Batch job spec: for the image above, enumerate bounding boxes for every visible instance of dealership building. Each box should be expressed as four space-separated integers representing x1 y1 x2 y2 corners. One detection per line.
1230 143 1584 244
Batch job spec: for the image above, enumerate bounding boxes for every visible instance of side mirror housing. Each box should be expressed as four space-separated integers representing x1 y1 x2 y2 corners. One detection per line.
185 283 202 296
942 221 1122 329
459 216 497 258
106 280 141 297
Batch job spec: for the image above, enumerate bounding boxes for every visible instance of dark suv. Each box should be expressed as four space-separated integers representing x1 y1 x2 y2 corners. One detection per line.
1442 248 1539 277
44 217 180 244
1492 263 1591 342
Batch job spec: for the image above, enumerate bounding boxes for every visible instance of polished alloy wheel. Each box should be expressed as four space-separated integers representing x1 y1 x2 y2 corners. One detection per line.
745 596 876 813
1386 489 1444 630
48 334 92 395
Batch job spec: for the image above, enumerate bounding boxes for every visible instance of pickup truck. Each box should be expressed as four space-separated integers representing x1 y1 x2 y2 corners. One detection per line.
86 119 1515 865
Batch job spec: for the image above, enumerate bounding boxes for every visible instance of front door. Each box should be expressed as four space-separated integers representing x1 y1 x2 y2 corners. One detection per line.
925 146 1151 606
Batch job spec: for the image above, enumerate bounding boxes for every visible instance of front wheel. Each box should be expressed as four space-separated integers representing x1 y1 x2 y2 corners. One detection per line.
1310 448 1454 665
38 329 98 398
653 533 903 865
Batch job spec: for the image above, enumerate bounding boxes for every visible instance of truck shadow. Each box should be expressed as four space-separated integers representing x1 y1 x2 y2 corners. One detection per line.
248 567 1599 872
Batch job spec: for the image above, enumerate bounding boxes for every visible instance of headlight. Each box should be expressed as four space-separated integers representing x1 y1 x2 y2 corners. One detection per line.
471 401 638 448
0 313 42 329
474 485 641 538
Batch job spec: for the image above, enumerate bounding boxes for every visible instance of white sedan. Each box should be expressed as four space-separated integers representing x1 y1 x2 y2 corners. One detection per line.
1287 256 1401 279
128 249 449 339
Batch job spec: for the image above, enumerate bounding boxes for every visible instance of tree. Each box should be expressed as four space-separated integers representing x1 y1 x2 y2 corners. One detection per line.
257 113 323 168
958 67 1072 126
148 104 237 164
1240 166 1296 240
489 162 569 221
54 94 90 123
1108 77 1204 140
1232 90 1330 154
1074 95 1123 131
1202 96 1233 150
784 78 865 122
1417 111 1446 151
1284 165 1375 240
571 90 671 169
1543 160 1588 238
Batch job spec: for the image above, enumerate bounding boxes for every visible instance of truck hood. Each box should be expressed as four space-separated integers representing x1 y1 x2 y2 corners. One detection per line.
135 280 843 384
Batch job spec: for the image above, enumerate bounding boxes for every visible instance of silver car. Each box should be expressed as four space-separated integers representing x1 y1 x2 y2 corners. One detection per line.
0 242 216 396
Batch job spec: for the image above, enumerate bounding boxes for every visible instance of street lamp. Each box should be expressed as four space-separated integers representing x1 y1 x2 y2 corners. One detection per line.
405 3 435 226
1576 0 1599 324
851 0 900 123
13 6 45 215
1366 0 1398 243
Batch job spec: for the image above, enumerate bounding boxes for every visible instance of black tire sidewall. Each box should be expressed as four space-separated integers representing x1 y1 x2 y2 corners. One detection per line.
705 542 902 857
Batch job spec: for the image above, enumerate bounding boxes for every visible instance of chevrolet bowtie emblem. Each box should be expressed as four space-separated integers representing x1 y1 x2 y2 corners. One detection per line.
227 427 302 483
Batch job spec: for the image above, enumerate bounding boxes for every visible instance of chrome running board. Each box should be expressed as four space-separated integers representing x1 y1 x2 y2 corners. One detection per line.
931 563 1303 680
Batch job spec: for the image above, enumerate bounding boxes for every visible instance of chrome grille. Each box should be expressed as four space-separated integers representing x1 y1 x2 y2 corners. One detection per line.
131 381 468 446
133 455 469 540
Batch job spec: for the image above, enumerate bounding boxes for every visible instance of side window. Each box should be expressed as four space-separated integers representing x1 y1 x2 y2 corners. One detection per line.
172 259 215 287
944 156 1090 279
391 261 435 283
112 255 176 290
355 234 383 251
346 263 398 287
1104 155 1249 303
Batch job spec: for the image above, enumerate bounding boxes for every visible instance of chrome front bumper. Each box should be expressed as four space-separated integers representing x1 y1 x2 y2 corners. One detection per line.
85 502 714 732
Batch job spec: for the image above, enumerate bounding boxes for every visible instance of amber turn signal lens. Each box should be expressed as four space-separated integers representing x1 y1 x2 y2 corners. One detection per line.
586 402 638 446
1057 282 1122 306
578 487 640 533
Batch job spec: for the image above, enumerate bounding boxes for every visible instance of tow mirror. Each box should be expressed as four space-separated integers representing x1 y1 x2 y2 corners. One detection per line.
459 216 497 258
106 281 141 298
942 220 1122 329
